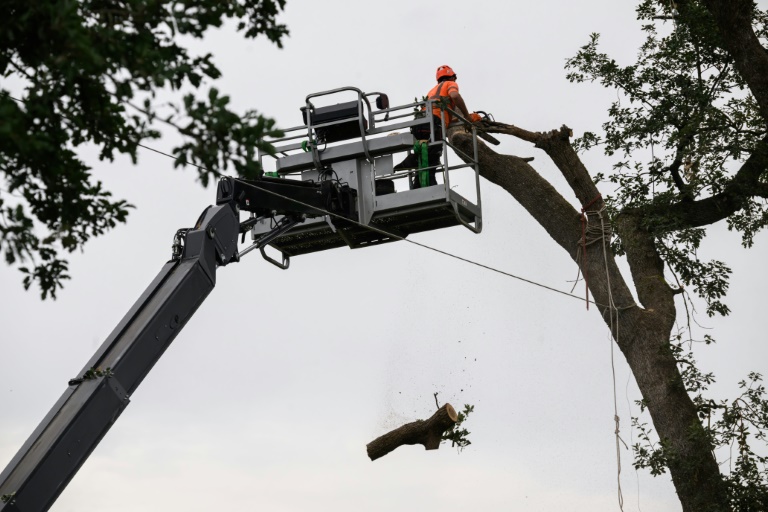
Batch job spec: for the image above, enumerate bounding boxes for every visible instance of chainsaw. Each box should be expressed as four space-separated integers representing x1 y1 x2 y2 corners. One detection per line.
469 110 501 146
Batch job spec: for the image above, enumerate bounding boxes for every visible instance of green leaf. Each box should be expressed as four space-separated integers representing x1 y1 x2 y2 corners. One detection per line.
1 0 288 298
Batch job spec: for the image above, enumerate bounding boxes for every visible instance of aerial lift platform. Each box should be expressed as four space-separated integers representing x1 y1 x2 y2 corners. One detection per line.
250 86 483 264
0 87 482 511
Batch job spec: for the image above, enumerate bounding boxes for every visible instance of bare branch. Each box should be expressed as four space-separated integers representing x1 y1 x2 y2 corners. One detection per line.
449 124 643 323
476 121 601 207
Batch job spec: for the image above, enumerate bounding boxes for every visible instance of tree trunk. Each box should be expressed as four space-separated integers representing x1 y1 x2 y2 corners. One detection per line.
449 125 728 511
367 404 458 461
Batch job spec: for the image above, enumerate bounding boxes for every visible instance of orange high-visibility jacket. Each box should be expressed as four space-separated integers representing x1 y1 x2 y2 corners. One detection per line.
426 80 459 126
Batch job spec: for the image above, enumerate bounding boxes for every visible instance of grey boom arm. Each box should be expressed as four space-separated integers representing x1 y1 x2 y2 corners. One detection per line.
0 203 239 512
0 175 357 511
0 173 357 512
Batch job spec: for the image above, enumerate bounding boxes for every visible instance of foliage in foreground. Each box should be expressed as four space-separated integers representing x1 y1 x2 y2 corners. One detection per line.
0 0 287 298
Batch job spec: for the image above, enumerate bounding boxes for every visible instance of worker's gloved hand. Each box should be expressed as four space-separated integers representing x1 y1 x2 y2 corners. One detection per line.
469 112 483 123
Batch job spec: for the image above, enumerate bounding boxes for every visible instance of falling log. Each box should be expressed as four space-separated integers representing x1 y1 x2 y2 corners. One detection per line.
366 403 458 461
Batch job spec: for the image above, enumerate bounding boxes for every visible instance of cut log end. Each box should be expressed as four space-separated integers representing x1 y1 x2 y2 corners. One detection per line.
445 403 458 422
366 403 458 461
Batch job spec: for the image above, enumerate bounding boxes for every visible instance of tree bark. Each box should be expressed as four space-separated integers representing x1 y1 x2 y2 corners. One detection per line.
366 404 458 461
449 124 728 511
696 0 768 121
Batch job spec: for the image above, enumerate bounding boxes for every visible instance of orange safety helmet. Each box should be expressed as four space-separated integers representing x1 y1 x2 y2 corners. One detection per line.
435 65 456 81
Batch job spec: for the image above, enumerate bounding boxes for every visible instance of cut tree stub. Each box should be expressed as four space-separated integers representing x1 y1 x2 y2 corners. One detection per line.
366 403 458 461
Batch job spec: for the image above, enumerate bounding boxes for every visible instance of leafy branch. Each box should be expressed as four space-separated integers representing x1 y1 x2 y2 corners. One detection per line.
1 0 289 299
441 404 475 451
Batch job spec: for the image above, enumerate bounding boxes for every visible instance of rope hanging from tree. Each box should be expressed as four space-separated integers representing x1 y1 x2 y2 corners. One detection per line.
595 207 629 512
574 194 607 310
574 202 630 511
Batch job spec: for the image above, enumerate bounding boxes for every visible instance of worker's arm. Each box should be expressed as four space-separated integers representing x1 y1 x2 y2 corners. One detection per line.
449 90 470 119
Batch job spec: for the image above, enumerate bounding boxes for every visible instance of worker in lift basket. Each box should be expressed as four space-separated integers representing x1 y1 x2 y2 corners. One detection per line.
394 64 482 189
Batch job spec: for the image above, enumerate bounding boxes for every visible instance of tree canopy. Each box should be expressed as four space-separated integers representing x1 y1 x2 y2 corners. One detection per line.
0 0 286 298
566 0 768 318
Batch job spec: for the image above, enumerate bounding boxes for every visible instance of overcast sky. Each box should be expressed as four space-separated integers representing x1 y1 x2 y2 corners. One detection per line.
2 1 767 511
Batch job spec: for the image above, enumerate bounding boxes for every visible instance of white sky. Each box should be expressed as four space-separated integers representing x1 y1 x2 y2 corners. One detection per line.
2 1 767 511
